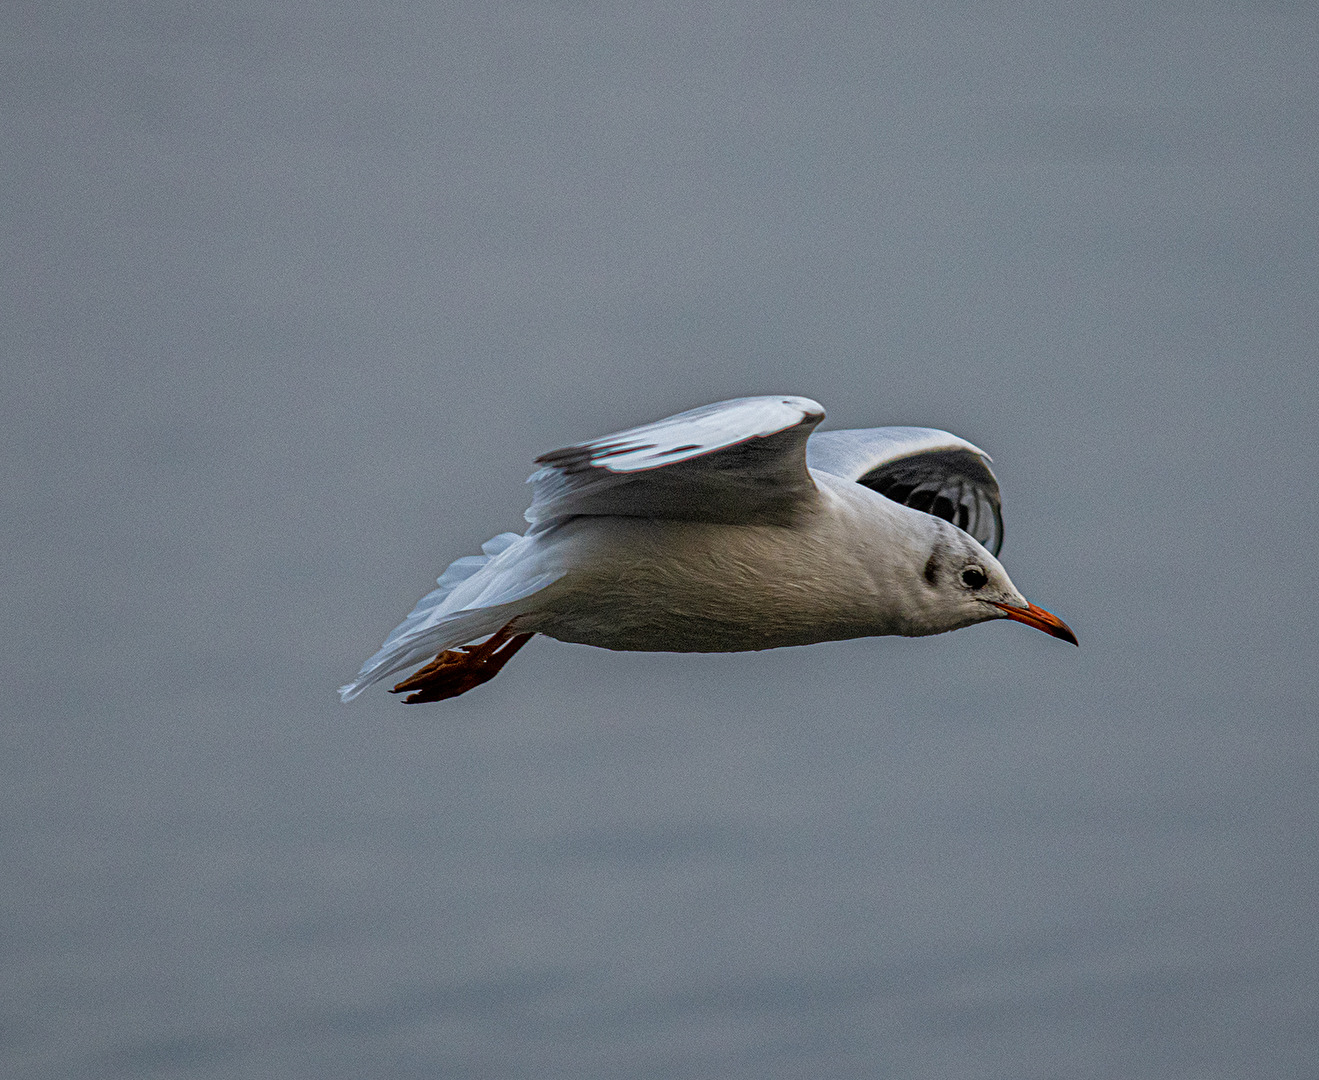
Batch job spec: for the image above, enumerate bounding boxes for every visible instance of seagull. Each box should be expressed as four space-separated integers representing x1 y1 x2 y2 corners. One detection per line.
340 395 1076 704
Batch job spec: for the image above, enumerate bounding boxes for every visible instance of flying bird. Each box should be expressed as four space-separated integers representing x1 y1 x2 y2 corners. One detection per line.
340 396 1076 704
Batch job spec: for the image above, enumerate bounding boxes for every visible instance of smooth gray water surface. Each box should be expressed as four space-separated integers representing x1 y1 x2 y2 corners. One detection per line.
4 3 1317 1077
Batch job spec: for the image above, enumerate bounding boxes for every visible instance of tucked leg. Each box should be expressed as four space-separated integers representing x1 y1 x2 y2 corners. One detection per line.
391 623 534 704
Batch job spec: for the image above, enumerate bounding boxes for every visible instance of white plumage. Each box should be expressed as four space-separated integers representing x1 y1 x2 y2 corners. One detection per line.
340 395 1075 704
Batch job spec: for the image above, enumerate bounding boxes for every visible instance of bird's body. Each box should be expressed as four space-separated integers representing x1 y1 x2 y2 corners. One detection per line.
508 474 972 652
340 396 1075 704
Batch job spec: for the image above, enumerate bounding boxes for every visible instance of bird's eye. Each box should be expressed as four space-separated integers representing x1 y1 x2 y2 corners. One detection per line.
961 566 988 590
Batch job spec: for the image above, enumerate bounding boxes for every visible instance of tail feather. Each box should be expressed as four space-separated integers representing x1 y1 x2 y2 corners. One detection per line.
379 531 523 651
339 607 517 702
480 532 521 557
339 532 564 703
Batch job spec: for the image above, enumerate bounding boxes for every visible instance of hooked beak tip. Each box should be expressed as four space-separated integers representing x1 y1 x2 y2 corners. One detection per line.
990 600 1079 646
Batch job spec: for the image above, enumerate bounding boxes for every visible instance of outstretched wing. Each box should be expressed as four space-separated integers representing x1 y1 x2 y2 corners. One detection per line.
807 427 1004 555
526 395 826 528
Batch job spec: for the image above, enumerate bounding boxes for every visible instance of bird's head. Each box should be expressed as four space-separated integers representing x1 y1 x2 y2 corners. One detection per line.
919 527 1077 645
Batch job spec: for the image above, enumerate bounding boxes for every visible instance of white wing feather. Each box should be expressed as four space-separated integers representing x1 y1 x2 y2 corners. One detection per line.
527 395 825 528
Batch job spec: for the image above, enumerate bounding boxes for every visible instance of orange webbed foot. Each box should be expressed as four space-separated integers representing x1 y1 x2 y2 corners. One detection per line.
390 623 533 704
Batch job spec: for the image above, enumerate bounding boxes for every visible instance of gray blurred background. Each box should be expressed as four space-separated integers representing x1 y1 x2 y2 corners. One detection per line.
4 2 1317 1077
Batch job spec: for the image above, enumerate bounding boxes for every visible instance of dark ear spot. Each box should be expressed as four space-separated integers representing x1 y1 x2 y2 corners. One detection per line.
924 554 939 586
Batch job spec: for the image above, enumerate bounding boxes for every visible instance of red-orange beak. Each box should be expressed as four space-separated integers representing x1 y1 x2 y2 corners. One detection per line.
990 601 1079 645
